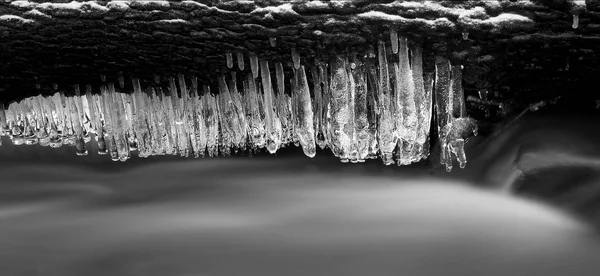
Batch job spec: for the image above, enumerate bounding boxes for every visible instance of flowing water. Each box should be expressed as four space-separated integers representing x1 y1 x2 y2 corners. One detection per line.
1 114 600 275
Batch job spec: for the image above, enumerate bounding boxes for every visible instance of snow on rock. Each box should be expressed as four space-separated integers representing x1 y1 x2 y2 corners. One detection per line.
458 12 533 31
357 11 456 29
158 19 189 24
129 0 170 8
252 3 299 17
24 9 51 18
0 15 34 24
107 1 130 11
37 1 109 12
10 0 37 8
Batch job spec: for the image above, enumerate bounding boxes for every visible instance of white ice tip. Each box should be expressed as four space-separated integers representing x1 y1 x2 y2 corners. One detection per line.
462 32 469 40
53 83 58 90
226 52 233 69
390 29 398 54
269 37 276 47
237 52 245 71
118 74 125 89
292 47 300 69
572 14 579 29
100 74 106 82
250 53 259 79
154 74 160 84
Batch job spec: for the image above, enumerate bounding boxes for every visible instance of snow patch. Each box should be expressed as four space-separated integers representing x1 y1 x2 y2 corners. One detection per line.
357 11 455 28
158 19 189 24
132 0 170 8
107 1 130 11
252 3 299 16
24 9 51 18
0 15 34 24
37 1 109 12
304 0 328 9
11 0 37 8
485 13 532 24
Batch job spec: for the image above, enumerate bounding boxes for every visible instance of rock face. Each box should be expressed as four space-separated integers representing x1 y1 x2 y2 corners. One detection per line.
1 0 599 115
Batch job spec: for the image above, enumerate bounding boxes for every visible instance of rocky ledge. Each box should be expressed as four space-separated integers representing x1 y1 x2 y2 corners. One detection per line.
0 0 599 118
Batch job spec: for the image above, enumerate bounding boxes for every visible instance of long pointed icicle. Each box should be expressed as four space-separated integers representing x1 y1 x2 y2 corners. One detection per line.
245 73 265 149
237 52 245 71
250 53 259 79
292 65 316 158
259 59 281 154
377 40 396 165
226 52 233 69
434 56 453 171
390 29 398 54
292 47 300 70
275 62 285 95
329 55 351 160
411 46 432 162
396 36 418 165
351 58 369 162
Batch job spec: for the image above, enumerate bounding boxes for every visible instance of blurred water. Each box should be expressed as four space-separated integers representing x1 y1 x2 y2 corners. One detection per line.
1 114 600 275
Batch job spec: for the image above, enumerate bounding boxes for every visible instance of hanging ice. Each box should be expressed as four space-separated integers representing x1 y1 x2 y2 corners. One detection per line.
226 52 233 69
390 29 398 54
412 46 432 162
329 55 351 160
434 57 453 171
249 53 259 79
292 65 316 158
395 36 418 165
350 58 369 162
377 40 396 165
237 52 245 71
259 59 282 154
572 14 579 29
291 46 300 70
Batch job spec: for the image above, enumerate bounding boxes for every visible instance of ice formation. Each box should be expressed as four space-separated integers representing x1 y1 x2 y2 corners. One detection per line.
0 34 476 171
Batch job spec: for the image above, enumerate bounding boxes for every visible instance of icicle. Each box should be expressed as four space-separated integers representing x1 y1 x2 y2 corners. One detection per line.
237 52 245 71
411 46 432 162
329 55 351 161
245 73 266 149
226 52 234 69
390 29 398 54
118 72 125 89
365 59 379 159
377 40 396 165
291 46 300 69
249 53 259 79
572 14 579 29
202 85 219 157
260 59 281 153
434 56 453 171
350 59 369 162
154 74 160 84
228 72 248 148
100 74 106 82
275 62 285 95
292 65 316 158
311 66 326 150
462 32 469 40
53 83 58 90
269 37 276 47
396 36 418 165
451 65 466 118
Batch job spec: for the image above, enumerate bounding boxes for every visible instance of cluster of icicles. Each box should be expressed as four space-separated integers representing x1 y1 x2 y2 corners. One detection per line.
0 33 476 171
